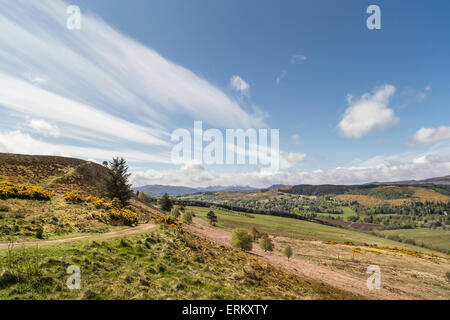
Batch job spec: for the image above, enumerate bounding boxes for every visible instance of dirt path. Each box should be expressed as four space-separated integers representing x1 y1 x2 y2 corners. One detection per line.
186 217 427 300
0 223 155 250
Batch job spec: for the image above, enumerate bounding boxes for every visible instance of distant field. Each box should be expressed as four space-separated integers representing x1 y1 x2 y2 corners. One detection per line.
188 206 443 253
316 206 357 221
378 228 450 252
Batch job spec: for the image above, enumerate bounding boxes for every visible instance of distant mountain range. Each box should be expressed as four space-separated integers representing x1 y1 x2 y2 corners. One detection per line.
369 175 450 186
132 184 262 196
132 175 450 196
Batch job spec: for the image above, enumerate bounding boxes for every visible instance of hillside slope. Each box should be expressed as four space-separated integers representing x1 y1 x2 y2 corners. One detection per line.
0 153 106 195
0 152 362 300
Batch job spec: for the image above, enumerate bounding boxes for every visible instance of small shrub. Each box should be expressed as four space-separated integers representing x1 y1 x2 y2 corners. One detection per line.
259 234 274 252
36 227 44 239
120 238 131 247
182 210 193 224
169 206 181 219
151 216 182 231
206 210 218 226
284 246 293 261
0 205 10 212
231 228 253 251
250 227 260 240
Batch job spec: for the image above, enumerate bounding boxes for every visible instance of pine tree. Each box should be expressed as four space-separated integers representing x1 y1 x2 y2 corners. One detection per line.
98 157 133 207
160 193 173 211
206 210 218 226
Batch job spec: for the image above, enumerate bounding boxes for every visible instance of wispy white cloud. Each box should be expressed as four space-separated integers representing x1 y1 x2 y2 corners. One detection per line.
0 0 266 166
280 152 306 169
291 134 300 145
338 85 398 138
276 71 286 85
0 74 169 146
290 54 307 64
410 126 450 145
22 72 48 86
0 130 171 163
415 84 431 101
229 75 250 96
28 119 60 138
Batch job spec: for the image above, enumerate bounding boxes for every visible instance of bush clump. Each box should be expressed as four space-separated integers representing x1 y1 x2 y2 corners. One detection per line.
259 234 274 252
231 228 253 251
0 181 51 201
169 206 181 219
63 191 137 226
182 210 193 224
206 210 218 226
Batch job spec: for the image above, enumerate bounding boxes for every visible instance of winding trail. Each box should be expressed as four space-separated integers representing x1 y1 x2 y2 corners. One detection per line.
0 223 155 250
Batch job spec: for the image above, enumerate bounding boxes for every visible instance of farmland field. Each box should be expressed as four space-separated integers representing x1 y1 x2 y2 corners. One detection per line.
378 228 450 252
316 206 357 221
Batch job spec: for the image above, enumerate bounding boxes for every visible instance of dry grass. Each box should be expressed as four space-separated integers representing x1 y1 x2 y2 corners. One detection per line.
0 227 361 300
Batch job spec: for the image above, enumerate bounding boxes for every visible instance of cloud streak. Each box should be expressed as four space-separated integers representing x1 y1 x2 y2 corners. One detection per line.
0 0 266 165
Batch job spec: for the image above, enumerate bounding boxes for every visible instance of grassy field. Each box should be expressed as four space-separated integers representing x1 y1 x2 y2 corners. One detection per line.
316 206 357 221
188 206 447 253
0 225 359 300
377 228 450 252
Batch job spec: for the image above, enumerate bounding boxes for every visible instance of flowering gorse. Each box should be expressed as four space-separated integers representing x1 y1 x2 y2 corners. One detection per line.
151 216 183 231
63 191 137 226
0 181 51 201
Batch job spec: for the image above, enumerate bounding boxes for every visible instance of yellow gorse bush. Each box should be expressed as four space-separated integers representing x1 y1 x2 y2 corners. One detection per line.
151 216 183 231
0 181 51 201
62 191 85 203
322 238 448 262
63 191 137 226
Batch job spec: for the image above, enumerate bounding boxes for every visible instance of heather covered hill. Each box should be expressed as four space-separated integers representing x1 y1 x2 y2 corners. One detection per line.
0 153 107 195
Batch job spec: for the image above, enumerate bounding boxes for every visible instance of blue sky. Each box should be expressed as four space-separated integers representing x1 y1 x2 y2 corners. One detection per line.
0 0 449 187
